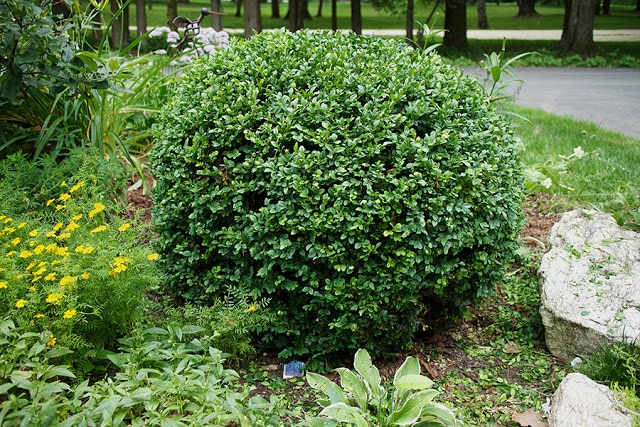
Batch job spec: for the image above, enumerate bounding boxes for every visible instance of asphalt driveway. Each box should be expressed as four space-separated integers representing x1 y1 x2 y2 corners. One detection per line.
464 67 640 140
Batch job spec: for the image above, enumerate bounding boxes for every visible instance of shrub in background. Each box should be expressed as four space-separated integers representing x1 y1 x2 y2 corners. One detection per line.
151 30 525 360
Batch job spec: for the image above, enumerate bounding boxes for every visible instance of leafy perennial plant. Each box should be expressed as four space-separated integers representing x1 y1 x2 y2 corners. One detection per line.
0 178 159 354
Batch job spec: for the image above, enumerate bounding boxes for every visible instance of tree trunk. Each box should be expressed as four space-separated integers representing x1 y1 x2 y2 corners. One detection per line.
635 0 640 12
136 0 147 38
317 0 323 18
235 0 242 17
167 0 178 30
211 0 224 29
443 0 467 49
271 0 280 19
351 0 362 35
244 0 262 38
302 0 312 19
331 0 337 31
602 0 611 15
560 0 595 57
477 0 489 28
285 0 311 20
405 0 414 43
288 0 304 31
110 1 122 49
515 0 541 17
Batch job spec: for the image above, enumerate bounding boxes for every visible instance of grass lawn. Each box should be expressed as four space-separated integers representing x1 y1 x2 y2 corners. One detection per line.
135 1 640 30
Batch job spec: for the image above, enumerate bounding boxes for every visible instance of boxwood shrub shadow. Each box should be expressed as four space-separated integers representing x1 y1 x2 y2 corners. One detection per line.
151 30 525 361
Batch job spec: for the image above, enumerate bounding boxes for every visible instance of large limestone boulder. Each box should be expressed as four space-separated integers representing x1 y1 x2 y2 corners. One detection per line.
549 373 633 427
539 209 640 361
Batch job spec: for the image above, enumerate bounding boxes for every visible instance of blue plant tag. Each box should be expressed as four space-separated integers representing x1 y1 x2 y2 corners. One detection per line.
283 360 305 379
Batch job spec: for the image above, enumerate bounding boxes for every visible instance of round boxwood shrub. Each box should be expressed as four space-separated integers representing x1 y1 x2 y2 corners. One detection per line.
151 30 525 360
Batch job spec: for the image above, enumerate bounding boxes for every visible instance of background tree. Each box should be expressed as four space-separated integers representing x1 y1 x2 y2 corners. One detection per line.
406 0 414 42
288 0 304 30
560 0 595 56
477 0 489 28
136 0 147 38
110 0 130 49
352 0 362 34
244 0 262 37
167 0 177 30
515 0 540 17
271 0 281 19
595 0 611 15
211 0 224 30
443 0 467 48
331 0 337 30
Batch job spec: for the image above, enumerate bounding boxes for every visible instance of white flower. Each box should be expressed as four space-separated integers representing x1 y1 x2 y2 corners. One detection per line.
149 27 170 38
153 49 167 55
541 177 553 189
203 44 217 54
167 31 180 44
573 146 585 159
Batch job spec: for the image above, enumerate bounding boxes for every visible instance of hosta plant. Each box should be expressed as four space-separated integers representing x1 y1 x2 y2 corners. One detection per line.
305 349 460 426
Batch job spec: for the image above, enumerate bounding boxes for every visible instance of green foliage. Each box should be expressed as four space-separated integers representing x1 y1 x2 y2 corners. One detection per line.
513 105 640 220
164 289 277 362
67 326 292 426
305 348 460 426
0 147 126 219
0 0 176 188
0 0 103 157
578 340 640 397
612 384 640 427
0 319 294 426
151 30 525 360
0 0 97 103
441 41 640 69
0 166 160 355
0 318 79 426
479 40 539 105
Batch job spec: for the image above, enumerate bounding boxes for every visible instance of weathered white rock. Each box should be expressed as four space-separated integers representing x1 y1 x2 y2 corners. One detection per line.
549 373 633 427
539 209 640 361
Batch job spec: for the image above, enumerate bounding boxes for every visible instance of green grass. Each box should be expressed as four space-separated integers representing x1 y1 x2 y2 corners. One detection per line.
439 40 640 67
134 1 640 30
512 105 640 213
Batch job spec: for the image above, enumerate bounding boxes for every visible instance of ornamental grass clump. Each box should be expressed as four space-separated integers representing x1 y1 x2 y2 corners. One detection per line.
0 179 159 352
151 30 525 360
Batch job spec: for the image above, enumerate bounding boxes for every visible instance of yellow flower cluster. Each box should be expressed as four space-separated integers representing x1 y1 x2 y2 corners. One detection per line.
1 179 159 349
109 256 133 276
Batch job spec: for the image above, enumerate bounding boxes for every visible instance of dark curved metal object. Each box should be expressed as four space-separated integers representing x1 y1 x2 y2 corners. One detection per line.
169 8 225 52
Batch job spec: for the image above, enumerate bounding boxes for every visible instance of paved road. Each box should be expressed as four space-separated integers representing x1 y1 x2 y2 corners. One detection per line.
360 29 640 42
463 67 640 140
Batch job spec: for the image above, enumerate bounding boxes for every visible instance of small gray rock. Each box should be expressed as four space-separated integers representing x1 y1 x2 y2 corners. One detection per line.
549 373 632 427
